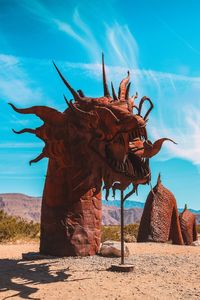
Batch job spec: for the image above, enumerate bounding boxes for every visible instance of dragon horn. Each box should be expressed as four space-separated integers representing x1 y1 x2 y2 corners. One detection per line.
53 61 82 102
102 53 111 97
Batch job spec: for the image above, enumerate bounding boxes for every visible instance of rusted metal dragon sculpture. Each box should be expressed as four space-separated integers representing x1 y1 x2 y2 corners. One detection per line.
10 55 174 256
137 174 184 245
179 204 198 245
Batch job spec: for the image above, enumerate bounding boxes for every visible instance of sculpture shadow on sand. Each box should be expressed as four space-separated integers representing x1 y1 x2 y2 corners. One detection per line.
0 258 91 300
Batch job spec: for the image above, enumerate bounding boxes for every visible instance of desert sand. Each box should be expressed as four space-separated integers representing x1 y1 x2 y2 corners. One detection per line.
0 242 200 300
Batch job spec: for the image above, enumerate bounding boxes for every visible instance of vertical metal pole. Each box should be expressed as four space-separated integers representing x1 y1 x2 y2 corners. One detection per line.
120 190 124 265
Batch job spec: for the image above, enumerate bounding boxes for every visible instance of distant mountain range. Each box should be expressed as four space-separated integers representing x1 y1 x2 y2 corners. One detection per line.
102 199 145 209
0 193 200 225
0 193 41 223
102 199 200 214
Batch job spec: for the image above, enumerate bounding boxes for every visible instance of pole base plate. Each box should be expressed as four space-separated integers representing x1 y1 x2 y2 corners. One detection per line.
108 264 134 272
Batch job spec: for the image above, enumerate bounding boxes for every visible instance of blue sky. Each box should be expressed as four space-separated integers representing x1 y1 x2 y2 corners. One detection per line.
0 0 200 209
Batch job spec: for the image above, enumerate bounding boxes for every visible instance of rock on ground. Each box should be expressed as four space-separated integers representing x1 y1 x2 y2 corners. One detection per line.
1 242 200 299
99 240 130 257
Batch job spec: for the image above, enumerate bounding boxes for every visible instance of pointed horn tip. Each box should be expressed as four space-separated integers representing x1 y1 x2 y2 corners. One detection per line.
63 94 69 104
8 103 19 112
52 61 61 73
53 61 81 101
52 60 57 68
157 173 162 185
159 138 177 145
8 102 14 108
12 128 17 134
167 138 177 145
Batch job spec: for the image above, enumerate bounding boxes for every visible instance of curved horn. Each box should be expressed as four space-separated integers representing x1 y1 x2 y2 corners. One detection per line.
96 106 119 122
67 99 98 125
119 71 130 101
126 92 138 112
53 61 81 102
125 82 131 100
111 82 118 101
133 105 139 113
142 138 177 158
118 86 121 99
138 96 154 120
102 53 110 97
95 107 120 139
131 92 138 102
9 103 65 126
12 128 36 134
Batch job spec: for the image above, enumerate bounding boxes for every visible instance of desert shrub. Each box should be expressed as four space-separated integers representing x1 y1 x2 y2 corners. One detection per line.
196 225 200 234
0 210 40 242
101 224 139 242
101 226 120 242
124 223 139 238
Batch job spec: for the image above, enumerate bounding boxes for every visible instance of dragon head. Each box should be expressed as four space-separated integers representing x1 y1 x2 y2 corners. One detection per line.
10 54 175 200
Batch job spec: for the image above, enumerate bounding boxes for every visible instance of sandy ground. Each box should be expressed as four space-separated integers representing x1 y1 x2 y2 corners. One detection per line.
0 242 200 300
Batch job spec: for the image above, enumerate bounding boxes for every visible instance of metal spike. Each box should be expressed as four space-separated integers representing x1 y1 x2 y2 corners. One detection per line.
102 53 110 97
111 82 118 101
53 61 81 101
125 82 131 99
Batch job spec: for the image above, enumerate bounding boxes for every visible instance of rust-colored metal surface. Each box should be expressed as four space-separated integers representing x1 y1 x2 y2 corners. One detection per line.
179 205 198 245
10 55 173 256
137 175 184 245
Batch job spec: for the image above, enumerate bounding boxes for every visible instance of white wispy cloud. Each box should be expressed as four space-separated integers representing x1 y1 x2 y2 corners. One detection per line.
5 1 200 169
0 142 43 148
150 104 200 165
0 176 45 179
0 54 45 104
54 19 85 45
21 1 101 61
21 1 140 66
10 114 29 126
106 23 139 68
156 16 200 57
60 61 200 83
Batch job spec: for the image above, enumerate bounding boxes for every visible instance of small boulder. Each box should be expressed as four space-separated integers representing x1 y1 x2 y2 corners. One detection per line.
99 240 129 257
191 240 200 246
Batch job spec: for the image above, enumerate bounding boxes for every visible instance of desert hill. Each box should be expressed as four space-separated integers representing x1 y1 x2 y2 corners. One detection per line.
0 193 199 225
0 193 41 223
0 193 143 225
